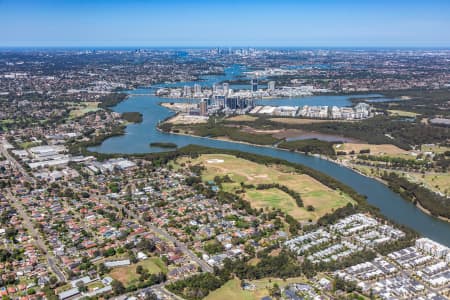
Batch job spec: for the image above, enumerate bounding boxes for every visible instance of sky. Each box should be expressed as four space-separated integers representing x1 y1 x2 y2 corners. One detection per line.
1 0 450 48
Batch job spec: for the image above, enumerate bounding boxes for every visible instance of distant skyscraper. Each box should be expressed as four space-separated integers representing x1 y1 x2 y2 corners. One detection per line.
183 85 191 97
223 83 229 96
251 78 258 92
213 95 225 108
268 81 275 92
194 84 201 94
224 96 253 110
199 99 208 116
225 96 238 110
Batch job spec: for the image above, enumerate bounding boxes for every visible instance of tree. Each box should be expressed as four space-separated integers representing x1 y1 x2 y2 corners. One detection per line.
136 265 144 274
142 290 158 300
97 263 107 275
161 255 169 266
42 285 58 300
244 244 255 258
270 283 281 299
76 281 87 293
49 275 58 286
103 247 116 257
111 280 125 295
137 238 156 252
108 182 120 193
4 228 18 241
27 288 36 295
306 205 315 212
203 240 224 255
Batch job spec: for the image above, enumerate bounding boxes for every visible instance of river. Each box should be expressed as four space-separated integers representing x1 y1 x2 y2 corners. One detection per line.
89 66 450 246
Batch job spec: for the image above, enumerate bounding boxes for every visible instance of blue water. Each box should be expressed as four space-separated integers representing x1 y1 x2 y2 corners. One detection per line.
90 68 450 246
262 95 353 107
158 65 247 88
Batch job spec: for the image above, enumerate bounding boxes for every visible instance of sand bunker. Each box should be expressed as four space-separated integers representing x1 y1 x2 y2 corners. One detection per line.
254 174 269 178
206 159 224 164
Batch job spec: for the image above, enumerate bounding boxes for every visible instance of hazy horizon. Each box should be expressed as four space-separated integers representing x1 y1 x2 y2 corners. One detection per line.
1 0 450 48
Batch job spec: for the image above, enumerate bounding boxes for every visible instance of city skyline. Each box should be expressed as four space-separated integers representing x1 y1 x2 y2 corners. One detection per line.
1 0 450 47
1 3 450 297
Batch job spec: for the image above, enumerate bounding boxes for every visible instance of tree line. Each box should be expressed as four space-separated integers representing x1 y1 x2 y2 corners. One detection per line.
278 139 337 157
256 183 304 207
381 172 450 219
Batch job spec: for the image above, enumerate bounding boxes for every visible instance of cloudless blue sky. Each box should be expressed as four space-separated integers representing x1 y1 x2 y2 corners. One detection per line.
1 0 450 47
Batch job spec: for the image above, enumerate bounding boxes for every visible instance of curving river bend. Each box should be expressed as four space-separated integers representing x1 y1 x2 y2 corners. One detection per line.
90 67 450 246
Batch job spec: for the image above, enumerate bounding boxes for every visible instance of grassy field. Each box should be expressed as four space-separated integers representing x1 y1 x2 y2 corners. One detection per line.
177 154 354 221
387 110 419 117
421 144 450 154
69 102 100 118
350 164 375 177
351 164 450 196
204 279 255 300
56 284 74 294
250 277 309 299
19 141 41 149
226 115 258 122
1 119 15 131
109 257 167 287
409 172 450 196
335 143 409 157
245 188 299 216
87 281 105 292
204 277 310 300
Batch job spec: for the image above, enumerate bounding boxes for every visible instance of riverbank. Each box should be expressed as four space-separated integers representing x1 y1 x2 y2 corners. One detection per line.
160 125 450 224
98 93 129 109
416 202 450 223
341 161 450 223
157 127 282 153
322 157 450 223
68 124 126 159
88 86 450 246
124 90 449 226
